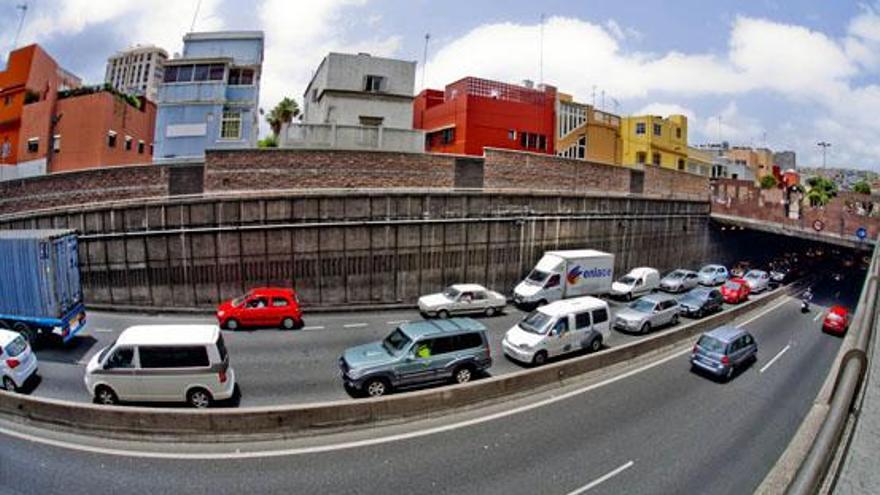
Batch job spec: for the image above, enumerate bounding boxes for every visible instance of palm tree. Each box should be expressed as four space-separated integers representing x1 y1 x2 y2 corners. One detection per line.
266 97 300 137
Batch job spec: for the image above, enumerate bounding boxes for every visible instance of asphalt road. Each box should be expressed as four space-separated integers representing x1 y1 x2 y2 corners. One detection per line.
0 272 856 495
28 284 791 406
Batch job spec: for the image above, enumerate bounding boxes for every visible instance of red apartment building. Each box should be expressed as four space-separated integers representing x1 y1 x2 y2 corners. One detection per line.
413 77 557 156
0 44 155 179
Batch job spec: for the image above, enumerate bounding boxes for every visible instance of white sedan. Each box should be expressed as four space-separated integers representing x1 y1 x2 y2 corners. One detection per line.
0 329 38 392
418 284 507 318
743 270 771 293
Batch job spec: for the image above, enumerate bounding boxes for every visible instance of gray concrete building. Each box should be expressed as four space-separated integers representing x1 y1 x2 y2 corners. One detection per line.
773 150 796 170
281 52 424 153
105 45 168 101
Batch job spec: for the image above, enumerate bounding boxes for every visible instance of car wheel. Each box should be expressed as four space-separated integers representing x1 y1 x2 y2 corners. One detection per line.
453 365 475 384
281 317 296 330
641 322 652 335
187 388 213 409
2 376 17 392
532 350 548 366
364 377 390 398
437 310 450 319
484 307 497 317
224 319 239 331
625 293 633 302
94 386 118 405
589 336 603 353
695 309 704 319
671 314 680 326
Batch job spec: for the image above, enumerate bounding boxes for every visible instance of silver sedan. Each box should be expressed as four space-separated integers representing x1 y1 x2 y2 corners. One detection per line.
418 284 507 318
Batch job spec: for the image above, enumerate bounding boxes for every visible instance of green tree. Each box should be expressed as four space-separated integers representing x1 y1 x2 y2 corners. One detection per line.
759 174 778 189
266 97 300 137
853 180 871 195
258 134 278 148
804 175 838 207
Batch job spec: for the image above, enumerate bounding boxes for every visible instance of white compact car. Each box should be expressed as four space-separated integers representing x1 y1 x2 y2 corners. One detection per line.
743 270 771 293
503 296 611 366
0 329 38 392
85 325 235 408
418 284 507 318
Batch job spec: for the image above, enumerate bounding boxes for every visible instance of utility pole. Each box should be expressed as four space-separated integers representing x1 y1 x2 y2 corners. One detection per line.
817 141 831 168
190 0 202 32
422 33 430 91
13 3 28 49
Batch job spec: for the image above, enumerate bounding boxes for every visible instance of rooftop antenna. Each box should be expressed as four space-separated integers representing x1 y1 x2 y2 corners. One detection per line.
190 0 202 32
600 90 605 111
591 85 596 107
421 33 430 91
13 3 28 49
539 13 545 86
610 97 620 114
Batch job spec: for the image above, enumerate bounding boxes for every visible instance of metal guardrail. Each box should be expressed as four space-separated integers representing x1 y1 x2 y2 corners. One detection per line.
785 235 880 494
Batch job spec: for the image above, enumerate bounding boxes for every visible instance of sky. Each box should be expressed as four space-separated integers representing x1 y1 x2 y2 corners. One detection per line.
1 0 879 170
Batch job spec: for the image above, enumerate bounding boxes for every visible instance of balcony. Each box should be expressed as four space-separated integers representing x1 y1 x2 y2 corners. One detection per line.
280 123 425 153
158 82 227 104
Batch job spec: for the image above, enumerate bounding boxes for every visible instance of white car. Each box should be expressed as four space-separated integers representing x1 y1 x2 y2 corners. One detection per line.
0 329 38 392
698 264 729 286
743 270 771 293
418 284 507 318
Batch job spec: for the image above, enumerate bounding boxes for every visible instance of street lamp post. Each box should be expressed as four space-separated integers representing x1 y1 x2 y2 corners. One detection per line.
817 141 831 169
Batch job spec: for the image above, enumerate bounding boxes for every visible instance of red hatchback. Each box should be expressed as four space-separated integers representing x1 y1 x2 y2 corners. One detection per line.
721 278 751 304
822 306 849 336
217 288 303 330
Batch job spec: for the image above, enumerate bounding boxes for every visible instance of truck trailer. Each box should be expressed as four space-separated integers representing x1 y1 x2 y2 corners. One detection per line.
0 230 87 344
513 249 614 307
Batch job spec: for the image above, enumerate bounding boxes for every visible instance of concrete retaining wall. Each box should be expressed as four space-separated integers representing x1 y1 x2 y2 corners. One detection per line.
0 285 793 440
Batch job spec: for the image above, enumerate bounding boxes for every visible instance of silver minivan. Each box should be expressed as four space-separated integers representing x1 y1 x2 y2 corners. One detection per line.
84 325 236 408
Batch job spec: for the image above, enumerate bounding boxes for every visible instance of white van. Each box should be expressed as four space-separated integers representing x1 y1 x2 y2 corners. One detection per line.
610 267 660 301
513 250 614 307
502 296 611 366
84 325 235 408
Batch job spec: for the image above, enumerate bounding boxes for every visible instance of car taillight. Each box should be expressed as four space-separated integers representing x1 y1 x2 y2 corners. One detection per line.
6 358 20 369
692 345 698 354
721 356 730 366
218 369 228 384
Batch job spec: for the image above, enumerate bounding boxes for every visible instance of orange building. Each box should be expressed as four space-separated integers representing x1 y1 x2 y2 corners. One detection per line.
0 44 154 178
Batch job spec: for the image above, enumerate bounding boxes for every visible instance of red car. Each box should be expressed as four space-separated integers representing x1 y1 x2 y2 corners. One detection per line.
721 278 751 304
217 288 303 330
822 306 849 335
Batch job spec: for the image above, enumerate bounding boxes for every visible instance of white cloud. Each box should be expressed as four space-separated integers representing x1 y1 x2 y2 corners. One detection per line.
845 5 880 71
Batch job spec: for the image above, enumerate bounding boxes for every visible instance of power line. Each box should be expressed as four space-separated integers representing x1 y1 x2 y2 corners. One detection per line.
13 3 28 49
190 0 202 32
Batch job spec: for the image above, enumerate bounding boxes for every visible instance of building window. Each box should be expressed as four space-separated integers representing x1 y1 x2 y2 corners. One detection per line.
107 131 117 148
678 159 685 171
508 130 516 141
652 152 661 166
138 141 145 154
441 128 455 144
364 75 385 92
26 138 39 153
52 135 61 153
3 95 11 106
359 116 384 126
675 127 682 139
228 68 254 85
220 111 242 140
635 122 646 135
125 136 133 151
537 134 546 151
636 152 646 164
653 123 662 136
577 136 586 159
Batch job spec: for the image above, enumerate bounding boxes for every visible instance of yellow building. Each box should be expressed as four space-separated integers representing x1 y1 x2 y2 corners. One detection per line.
556 94 622 165
621 114 688 170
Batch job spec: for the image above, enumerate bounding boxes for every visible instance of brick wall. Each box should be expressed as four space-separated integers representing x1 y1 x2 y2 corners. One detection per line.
204 149 458 192
644 165 710 199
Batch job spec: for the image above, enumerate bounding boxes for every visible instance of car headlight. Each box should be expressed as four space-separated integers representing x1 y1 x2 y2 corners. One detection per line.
217 310 225 317
518 342 532 350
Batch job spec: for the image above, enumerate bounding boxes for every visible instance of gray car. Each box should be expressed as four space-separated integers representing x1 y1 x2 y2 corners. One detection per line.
660 269 700 293
339 318 492 398
690 326 757 381
613 293 680 334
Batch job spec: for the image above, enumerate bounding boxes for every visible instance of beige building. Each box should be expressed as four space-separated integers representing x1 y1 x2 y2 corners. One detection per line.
556 93 622 164
105 45 168 101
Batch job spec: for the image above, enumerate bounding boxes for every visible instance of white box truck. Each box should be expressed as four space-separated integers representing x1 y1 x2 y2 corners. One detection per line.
513 250 614 307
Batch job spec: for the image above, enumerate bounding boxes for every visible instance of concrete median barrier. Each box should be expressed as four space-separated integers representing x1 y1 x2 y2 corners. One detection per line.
0 287 795 441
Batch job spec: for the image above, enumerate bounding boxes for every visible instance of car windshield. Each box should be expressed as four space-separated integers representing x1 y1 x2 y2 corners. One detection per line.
619 276 636 285
520 311 553 335
527 269 549 284
745 272 759 279
97 343 114 364
443 287 461 299
629 299 656 312
685 288 709 300
697 335 727 353
724 281 742 290
667 271 685 279
232 294 248 306
382 329 412 355
700 266 715 274
4 336 27 357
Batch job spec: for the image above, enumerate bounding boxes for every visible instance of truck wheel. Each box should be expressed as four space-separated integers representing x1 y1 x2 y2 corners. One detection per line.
13 323 38 347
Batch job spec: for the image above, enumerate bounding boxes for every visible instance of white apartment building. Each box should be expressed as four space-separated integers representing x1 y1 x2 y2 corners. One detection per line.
105 45 168 101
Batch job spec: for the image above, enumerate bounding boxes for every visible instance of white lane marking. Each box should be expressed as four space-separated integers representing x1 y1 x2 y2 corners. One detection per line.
760 344 791 374
386 320 409 325
343 323 368 329
0 296 793 460
566 460 635 495
301 326 325 331
93 328 114 333
736 297 791 328
813 312 823 322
